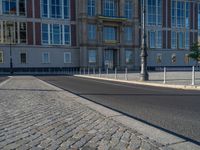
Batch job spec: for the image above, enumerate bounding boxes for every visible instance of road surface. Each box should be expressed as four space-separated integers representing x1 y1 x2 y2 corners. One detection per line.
38 76 200 145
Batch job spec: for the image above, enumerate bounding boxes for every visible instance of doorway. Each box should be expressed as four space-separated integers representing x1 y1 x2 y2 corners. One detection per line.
104 49 117 69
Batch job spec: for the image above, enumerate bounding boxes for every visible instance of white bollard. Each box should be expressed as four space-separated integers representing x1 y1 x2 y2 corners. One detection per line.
192 66 195 85
163 67 166 84
115 68 117 79
99 68 101 78
107 68 109 78
93 67 95 75
125 68 128 80
88 68 90 75
83 68 85 75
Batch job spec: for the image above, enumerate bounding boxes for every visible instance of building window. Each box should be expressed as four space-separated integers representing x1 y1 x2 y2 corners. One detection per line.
20 53 26 64
124 0 133 19
2 0 26 16
1 21 27 44
51 24 61 44
171 0 189 28
2 0 17 15
185 2 190 29
87 0 95 16
103 0 117 17
103 26 117 41
42 24 49 44
171 31 177 49
41 0 70 19
64 25 70 45
88 24 96 40
19 22 27 43
184 54 189 64
178 32 184 49
64 0 70 19
149 31 162 48
19 0 26 16
88 50 96 63
41 0 48 17
157 31 162 48
156 54 162 64
42 52 50 64
125 50 133 64
64 52 71 63
0 51 3 63
185 31 190 49
171 53 176 64
149 31 156 48
51 0 62 18
124 27 132 43
147 0 162 25
42 24 70 45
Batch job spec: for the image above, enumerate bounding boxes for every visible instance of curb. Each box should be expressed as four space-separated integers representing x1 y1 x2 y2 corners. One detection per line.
74 75 200 91
37 77 200 150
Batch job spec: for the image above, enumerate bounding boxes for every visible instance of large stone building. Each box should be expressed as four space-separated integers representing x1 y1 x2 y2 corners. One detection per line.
0 0 199 73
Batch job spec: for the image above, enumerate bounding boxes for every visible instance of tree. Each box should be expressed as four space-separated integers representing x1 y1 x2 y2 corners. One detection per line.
188 42 200 67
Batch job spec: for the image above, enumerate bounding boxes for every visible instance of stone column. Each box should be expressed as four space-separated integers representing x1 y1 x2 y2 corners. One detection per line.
98 47 103 68
120 48 125 69
80 47 88 67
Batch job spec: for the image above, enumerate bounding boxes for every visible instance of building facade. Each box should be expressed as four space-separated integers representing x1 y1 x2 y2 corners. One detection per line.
0 0 200 73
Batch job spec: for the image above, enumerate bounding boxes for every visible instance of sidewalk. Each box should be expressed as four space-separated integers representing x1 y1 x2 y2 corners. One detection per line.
76 71 200 90
0 76 199 150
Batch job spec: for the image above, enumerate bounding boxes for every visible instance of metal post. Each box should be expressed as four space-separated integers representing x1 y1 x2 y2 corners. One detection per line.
107 67 109 78
125 68 128 80
140 0 149 81
192 66 195 85
83 68 85 75
8 25 13 75
99 68 101 78
93 67 95 75
88 68 90 75
163 67 166 84
115 67 117 79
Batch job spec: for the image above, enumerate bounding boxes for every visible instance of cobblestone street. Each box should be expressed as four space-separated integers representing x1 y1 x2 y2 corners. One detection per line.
0 76 172 150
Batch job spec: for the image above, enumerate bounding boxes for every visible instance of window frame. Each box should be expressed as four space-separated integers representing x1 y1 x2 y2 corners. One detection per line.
0 51 3 63
20 52 27 64
88 49 97 63
64 52 72 64
42 52 50 64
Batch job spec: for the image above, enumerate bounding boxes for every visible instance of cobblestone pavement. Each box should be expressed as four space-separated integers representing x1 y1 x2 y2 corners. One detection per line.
0 76 172 150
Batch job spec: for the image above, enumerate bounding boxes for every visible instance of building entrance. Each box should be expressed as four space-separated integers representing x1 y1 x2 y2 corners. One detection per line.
104 49 117 69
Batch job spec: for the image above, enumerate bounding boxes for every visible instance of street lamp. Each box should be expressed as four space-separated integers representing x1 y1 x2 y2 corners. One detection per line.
7 23 13 75
140 0 149 81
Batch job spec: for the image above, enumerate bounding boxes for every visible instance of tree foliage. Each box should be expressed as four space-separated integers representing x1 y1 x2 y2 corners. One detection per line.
188 42 200 65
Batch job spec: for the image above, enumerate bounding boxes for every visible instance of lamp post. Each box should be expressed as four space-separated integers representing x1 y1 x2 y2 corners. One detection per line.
8 23 13 75
140 0 149 81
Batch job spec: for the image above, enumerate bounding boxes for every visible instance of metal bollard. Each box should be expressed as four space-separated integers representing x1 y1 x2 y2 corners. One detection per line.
93 67 95 75
83 68 85 75
79 68 81 75
107 68 109 78
88 68 90 75
115 67 117 79
163 67 166 84
99 68 101 78
125 68 128 80
192 66 195 85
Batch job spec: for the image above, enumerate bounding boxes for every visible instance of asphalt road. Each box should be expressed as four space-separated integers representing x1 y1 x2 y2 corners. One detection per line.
38 76 200 144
